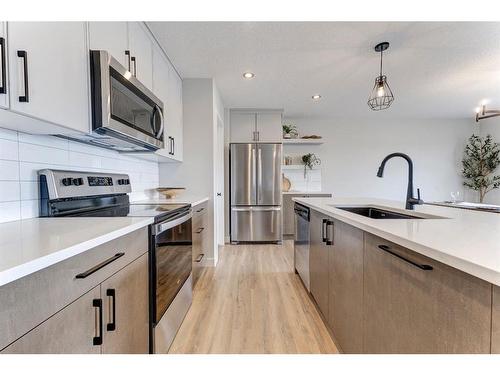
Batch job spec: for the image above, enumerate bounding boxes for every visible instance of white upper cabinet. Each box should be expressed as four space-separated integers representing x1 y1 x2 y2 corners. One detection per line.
166 62 183 161
128 22 153 91
230 112 256 143
7 22 90 134
88 22 129 68
0 22 8 109
256 112 282 142
230 110 283 143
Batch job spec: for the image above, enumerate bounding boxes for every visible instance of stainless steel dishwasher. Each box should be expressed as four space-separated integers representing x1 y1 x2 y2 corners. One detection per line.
294 203 310 291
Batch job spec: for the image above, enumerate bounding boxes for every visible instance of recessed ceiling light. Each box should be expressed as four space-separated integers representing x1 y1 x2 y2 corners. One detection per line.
243 72 255 79
312 94 322 100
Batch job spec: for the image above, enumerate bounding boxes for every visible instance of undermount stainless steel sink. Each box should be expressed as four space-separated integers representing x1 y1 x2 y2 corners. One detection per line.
334 206 425 219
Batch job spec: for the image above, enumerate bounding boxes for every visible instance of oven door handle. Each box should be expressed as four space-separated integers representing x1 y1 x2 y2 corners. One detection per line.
153 210 193 235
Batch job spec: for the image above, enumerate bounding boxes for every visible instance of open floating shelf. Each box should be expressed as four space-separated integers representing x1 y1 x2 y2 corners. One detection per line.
282 138 324 145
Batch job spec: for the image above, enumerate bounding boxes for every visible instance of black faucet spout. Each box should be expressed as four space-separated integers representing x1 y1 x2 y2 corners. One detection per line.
376 152 423 210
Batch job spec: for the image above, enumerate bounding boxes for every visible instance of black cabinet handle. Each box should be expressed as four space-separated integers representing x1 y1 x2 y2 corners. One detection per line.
131 56 137 77
377 245 433 271
196 207 205 213
322 219 328 243
92 298 103 346
194 253 204 263
125 50 131 71
168 136 173 155
195 227 205 234
172 137 175 155
0 37 6 94
75 252 124 279
326 220 334 246
106 289 116 331
17 50 29 102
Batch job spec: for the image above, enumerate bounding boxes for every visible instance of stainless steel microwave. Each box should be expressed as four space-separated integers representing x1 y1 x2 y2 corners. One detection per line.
82 50 164 152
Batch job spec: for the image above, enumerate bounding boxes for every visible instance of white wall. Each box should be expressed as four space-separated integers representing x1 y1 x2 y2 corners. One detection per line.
284 117 475 203
159 78 224 265
479 118 500 204
0 126 159 223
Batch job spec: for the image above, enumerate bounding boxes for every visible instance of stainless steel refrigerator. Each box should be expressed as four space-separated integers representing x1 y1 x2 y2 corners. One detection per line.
230 143 282 243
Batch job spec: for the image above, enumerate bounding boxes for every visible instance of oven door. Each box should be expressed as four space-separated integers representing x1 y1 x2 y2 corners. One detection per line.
90 50 164 150
151 211 193 325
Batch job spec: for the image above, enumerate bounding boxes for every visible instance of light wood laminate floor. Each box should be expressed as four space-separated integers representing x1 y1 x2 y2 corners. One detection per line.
169 240 338 354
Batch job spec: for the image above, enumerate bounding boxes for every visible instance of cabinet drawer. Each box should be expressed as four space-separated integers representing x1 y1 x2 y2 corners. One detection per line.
0 227 148 350
363 233 492 353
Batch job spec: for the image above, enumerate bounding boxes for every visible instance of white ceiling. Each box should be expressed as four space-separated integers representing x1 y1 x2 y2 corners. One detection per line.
148 22 500 119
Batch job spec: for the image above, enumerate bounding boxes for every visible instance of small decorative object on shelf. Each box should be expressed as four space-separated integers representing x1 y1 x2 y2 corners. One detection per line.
302 153 321 178
301 135 322 139
282 123 298 139
462 134 500 203
282 173 292 192
284 155 293 165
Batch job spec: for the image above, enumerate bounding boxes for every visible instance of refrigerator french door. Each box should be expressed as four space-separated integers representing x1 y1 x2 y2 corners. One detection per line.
230 143 282 243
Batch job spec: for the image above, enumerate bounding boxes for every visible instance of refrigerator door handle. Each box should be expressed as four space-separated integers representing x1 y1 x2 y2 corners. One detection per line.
257 147 263 204
251 146 257 203
232 206 281 212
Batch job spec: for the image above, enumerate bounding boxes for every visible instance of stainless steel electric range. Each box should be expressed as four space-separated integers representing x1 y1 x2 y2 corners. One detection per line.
38 169 193 353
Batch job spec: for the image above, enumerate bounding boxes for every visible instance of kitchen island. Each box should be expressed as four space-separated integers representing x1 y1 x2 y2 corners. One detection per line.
293 197 500 354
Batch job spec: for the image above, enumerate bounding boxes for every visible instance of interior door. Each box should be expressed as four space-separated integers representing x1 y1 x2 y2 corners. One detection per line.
256 143 282 205
101 253 149 354
230 143 256 205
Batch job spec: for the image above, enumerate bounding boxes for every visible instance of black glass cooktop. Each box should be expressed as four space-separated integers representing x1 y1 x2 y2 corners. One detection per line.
66 203 190 223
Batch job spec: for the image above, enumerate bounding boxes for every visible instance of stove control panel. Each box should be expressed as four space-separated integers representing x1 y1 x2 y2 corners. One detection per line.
38 169 131 200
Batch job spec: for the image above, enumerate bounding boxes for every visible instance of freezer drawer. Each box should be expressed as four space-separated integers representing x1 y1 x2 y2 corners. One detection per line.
231 206 282 242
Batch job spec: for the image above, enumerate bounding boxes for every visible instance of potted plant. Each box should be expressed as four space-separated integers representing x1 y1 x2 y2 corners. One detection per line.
302 153 321 178
462 134 500 203
282 123 298 139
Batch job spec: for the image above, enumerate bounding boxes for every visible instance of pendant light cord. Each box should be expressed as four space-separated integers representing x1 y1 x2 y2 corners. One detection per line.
379 50 383 77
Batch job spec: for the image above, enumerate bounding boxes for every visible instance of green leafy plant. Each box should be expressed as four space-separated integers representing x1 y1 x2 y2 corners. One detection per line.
282 123 298 138
462 134 500 203
302 153 321 177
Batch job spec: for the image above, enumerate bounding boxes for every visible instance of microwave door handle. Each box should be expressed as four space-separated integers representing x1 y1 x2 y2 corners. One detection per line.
153 105 164 139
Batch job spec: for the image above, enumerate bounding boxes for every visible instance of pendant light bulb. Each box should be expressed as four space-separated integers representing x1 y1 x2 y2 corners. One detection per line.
377 84 385 97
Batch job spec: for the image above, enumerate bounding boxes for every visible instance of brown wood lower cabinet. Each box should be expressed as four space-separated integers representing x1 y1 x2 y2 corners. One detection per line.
328 219 364 353
192 201 208 286
101 253 149 354
363 233 492 353
2 287 102 354
491 286 500 353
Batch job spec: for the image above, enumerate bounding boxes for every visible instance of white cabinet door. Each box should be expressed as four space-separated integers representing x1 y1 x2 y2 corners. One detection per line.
128 22 153 91
88 22 129 68
167 62 183 161
0 22 9 109
257 111 282 142
7 22 90 134
230 112 256 142
152 45 172 159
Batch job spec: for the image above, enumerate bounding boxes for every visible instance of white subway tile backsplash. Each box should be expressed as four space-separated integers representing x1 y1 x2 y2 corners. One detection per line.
0 127 160 222
0 160 20 181
0 201 21 223
21 199 38 219
0 127 18 141
0 181 21 202
0 139 19 161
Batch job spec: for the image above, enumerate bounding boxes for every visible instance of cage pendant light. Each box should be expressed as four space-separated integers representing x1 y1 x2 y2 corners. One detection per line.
367 42 394 111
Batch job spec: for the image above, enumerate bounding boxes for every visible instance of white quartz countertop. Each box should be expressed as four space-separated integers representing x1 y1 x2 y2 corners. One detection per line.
132 195 209 207
0 217 153 287
293 197 500 286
